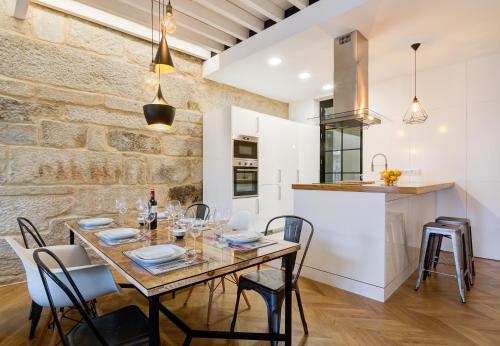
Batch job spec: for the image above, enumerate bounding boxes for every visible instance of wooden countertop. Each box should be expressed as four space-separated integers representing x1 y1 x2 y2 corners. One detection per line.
291 182 454 194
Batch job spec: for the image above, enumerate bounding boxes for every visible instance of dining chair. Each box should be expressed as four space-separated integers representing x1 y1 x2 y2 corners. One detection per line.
183 210 252 325
33 248 149 346
6 237 119 341
230 215 314 344
184 203 210 220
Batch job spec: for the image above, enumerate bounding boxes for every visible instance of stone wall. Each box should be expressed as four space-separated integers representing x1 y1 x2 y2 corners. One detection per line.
0 1 288 285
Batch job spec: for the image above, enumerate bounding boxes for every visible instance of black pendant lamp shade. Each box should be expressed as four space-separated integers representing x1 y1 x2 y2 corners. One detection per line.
154 30 175 74
143 85 175 131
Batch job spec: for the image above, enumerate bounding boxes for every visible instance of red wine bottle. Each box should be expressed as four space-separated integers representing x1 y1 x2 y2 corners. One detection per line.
148 189 158 230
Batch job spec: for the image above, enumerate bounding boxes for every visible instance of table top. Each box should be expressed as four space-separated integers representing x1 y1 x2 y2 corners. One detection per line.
292 182 454 194
66 217 300 297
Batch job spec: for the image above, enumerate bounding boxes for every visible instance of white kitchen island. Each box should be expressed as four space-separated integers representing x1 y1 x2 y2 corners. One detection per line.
292 182 454 302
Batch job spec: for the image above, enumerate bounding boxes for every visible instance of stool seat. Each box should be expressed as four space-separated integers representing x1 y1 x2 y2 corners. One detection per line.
415 222 469 303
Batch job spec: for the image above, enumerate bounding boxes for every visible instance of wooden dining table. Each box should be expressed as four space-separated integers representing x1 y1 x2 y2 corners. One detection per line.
66 216 300 346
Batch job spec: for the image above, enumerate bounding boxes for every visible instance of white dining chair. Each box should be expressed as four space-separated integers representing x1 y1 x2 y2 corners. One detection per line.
5 237 120 342
183 210 253 325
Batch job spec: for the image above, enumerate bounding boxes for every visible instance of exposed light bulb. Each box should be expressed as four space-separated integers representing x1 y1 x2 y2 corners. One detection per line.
144 69 159 90
367 115 374 121
161 3 176 34
412 100 419 112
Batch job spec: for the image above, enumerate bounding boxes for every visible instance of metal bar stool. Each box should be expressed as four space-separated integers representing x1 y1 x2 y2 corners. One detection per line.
432 216 475 285
415 222 470 303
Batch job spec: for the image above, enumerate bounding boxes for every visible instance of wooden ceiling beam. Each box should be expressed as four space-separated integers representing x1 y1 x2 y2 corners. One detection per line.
194 0 264 32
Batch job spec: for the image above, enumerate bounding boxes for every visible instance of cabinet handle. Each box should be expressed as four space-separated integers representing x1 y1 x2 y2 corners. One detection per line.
278 186 282 201
278 169 282 183
256 199 260 214
297 169 300 183
256 117 260 133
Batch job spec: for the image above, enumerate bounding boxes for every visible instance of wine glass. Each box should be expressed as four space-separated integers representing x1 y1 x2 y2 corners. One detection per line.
189 219 203 254
143 207 155 232
214 209 230 246
115 198 128 224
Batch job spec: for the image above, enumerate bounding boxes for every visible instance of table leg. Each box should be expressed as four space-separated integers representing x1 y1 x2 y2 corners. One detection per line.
149 296 160 346
69 229 74 245
284 253 293 346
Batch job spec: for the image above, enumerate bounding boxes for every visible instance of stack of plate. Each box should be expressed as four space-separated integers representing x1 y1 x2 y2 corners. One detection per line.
78 217 113 230
223 231 263 244
128 244 186 266
96 228 140 244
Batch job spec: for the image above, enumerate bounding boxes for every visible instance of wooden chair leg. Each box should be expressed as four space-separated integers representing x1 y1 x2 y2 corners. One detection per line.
206 280 215 325
36 313 53 346
183 286 195 306
232 273 251 309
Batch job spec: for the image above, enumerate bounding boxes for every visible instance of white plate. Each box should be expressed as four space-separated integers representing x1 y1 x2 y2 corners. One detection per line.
96 228 140 241
131 244 186 264
78 217 113 228
223 231 263 244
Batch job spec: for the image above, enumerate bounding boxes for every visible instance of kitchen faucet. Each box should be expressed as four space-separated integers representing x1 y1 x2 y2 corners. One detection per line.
371 153 388 172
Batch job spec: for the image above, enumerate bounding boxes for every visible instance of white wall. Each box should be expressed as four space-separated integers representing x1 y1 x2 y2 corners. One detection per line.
289 98 319 125
365 52 500 260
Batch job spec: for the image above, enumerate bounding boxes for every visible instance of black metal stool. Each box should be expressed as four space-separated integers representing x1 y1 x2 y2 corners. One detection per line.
415 222 470 303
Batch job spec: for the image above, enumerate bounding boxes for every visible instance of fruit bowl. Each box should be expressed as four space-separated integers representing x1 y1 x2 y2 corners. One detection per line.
380 170 402 186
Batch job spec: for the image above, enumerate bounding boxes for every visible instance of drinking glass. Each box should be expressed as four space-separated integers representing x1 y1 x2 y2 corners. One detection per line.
115 198 128 224
189 219 203 254
214 209 230 246
143 207 155 232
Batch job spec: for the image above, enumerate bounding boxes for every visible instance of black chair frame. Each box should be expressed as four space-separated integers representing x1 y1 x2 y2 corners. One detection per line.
184 203 210 220
231 215 314 343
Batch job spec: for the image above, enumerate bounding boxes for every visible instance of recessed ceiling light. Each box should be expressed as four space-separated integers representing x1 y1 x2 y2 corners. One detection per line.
298 72 311 80
322 84 333 90
268 57 282 66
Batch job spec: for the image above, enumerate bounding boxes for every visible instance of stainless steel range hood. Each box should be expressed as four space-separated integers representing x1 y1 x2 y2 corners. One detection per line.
321 30 381 128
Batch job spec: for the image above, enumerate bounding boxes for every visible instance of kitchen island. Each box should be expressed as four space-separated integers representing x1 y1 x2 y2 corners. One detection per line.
292 182 454 302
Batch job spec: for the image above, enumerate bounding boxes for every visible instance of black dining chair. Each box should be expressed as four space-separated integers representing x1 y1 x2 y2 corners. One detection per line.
17 217 47 339
33 248 149 346
230 215 314 344
184 203 210 220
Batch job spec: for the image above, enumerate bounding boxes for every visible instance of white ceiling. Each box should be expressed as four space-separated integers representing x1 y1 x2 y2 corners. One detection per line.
203 0 500 103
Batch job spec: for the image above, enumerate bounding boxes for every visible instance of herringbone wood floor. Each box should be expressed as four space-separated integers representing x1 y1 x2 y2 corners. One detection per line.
1 253 500 345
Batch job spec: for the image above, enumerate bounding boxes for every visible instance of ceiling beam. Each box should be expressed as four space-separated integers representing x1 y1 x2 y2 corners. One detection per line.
119 0 237 47
170 0 249 40
175 27 224 53
243 0 284 22
32 0 211 59
194 0 264 32
287 0 308 10
13 0 29 19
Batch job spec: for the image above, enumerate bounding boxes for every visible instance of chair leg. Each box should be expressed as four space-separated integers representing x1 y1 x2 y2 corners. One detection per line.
35 313 53 346
432 235 443 270
423 235 435 280
232 273 251 309
183 286 195 306
295 285 308 334
230 286 243 332
267 296 283 346
451 233 466 303
415 229 430 290
206 280 215 325
29 300 43 339
462 233 472 291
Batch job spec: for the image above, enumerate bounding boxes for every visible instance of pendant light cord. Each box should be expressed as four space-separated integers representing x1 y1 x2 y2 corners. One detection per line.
414 47 417 98
150 0 153 63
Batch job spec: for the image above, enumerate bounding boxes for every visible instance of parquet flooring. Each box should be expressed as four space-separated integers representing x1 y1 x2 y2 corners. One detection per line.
1 253 500 345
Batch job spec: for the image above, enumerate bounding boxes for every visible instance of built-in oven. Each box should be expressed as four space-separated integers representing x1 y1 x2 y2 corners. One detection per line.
233 135 258 160
233 159 258 198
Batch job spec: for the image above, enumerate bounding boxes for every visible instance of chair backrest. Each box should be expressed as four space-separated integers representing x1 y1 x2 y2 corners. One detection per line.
33 248 108 346
264 215 314 284
185 203 210 220
228 210 253 231
17 217 46 248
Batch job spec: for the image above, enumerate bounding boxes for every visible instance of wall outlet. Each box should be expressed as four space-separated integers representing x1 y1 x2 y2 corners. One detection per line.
402 169 422 176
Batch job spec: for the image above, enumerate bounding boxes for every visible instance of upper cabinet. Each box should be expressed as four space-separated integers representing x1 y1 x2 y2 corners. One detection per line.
231 106 260 137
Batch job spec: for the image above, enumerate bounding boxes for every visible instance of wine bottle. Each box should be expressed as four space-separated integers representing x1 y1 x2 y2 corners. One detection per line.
148 189 158 230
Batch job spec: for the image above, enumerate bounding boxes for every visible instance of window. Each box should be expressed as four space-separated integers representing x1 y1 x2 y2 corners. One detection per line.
320 99 363 183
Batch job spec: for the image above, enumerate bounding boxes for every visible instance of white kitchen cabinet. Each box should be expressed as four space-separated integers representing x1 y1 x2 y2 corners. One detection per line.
204 105 319 233
231 106 260 137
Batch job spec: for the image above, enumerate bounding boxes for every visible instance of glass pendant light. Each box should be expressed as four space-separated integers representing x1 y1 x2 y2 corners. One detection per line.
161 0 176 34
403 43 428 125
143 0 176 131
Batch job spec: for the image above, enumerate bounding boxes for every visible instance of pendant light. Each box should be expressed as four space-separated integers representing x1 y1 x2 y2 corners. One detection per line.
161 0 177 34
403 43 428 125
154 0 175 74
143 0 176 131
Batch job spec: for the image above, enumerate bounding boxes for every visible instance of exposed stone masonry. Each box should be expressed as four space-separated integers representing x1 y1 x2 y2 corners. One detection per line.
0 0 288 285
